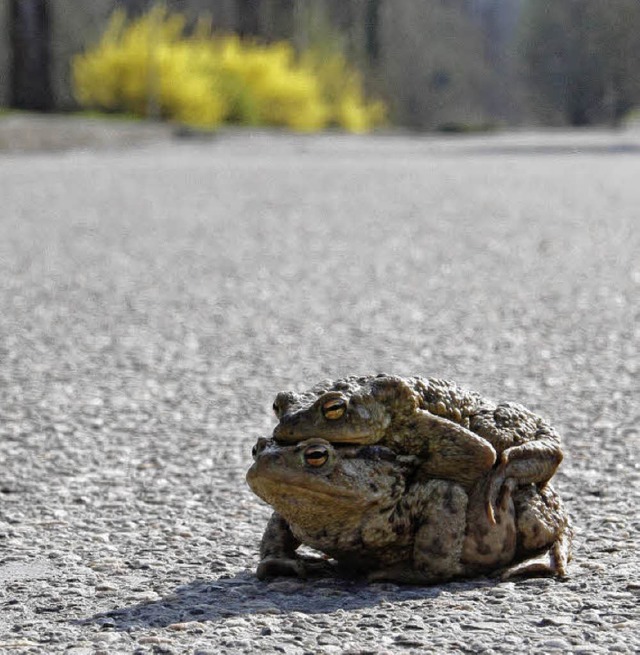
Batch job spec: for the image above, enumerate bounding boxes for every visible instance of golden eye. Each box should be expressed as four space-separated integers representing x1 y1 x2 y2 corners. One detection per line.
322 397 346 420
304 444 330 467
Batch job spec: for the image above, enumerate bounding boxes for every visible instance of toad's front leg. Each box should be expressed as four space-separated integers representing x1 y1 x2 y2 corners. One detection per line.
256 512 333 580
408 410 497 487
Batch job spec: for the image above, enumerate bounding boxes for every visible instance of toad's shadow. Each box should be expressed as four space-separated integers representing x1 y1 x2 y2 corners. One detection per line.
81 570 501 630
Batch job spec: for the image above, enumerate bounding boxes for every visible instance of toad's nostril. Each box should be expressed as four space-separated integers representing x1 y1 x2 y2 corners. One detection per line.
273 424 297 443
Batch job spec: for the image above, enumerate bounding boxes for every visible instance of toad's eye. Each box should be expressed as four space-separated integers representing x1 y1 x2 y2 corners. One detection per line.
322 398 346 420
304 444 330 467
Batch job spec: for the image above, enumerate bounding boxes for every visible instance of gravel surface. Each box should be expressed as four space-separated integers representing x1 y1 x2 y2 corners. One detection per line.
0 127 638 654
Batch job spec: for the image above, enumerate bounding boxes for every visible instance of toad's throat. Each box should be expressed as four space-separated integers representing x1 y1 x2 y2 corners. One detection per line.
265 483 364 503
247 471 370 508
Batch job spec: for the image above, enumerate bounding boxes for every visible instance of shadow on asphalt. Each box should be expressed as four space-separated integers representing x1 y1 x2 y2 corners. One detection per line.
78 572 498 629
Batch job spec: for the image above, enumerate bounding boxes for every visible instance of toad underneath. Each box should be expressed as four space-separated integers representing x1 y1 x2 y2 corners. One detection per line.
246 438 571 583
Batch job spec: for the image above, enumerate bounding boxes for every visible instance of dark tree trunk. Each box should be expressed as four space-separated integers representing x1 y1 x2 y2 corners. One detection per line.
365 0 381 63
265 0 295 41
10 0 53 111
119 0 151 17
237 0 261 37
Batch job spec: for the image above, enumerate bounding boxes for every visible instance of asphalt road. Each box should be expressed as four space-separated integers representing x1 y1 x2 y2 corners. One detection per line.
0 127 639 654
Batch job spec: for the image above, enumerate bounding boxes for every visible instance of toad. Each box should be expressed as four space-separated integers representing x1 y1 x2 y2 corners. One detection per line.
272 375 563 522
246 437 571 583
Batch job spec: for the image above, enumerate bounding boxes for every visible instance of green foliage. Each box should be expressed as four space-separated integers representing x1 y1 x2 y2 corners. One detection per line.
72 5 386 133
520 0 640 125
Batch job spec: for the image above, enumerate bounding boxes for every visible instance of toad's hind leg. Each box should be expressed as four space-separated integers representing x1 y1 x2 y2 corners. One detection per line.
462 477 517 571
411 480 469 579
502 483 572 579
368 480 469 584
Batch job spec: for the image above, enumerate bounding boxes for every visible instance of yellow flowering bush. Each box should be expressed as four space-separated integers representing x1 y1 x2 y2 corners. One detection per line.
72 6 386 132
302 50 387 133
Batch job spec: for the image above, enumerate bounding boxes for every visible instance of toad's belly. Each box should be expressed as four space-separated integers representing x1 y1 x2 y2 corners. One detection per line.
290 522 415 570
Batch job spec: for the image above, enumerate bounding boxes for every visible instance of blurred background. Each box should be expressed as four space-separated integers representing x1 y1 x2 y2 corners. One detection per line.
2 0 640 134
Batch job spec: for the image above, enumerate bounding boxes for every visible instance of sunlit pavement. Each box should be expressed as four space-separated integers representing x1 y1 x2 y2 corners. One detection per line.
0 129 638 653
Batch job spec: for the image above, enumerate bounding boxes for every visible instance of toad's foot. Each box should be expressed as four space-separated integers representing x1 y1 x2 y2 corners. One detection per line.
256 555 335 580
500 533 571 580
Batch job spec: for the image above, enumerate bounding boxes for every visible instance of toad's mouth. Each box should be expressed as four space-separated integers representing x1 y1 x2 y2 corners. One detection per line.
247 467 365 505
272 415 383 445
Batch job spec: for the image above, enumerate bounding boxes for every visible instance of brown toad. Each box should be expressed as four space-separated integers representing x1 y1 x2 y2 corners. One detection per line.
246 437 571 584
272 375 564 521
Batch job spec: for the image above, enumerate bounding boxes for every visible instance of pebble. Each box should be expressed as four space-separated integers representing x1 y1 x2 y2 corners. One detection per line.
541 639 572 651
539 615 573 626
94 582 117 592
92 633 121 644
138 636 174 645
0 641 39 649
167 622 193 631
